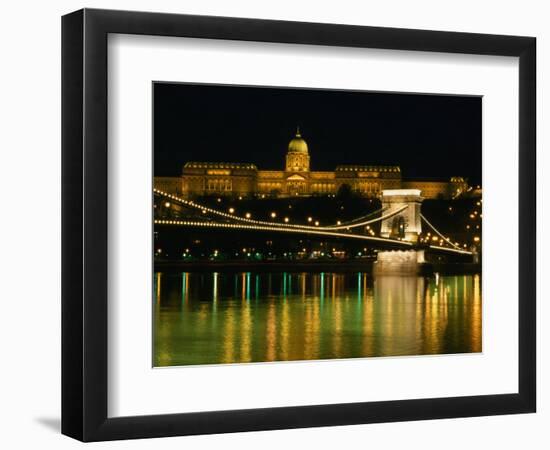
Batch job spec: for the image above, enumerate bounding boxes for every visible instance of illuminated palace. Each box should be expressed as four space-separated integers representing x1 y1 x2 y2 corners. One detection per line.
154 128 472 200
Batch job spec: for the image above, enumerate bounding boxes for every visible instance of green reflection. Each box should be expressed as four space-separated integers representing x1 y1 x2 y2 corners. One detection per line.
357 272 362 302
154 271 482 367
320 272 325 306
181 272 187 305
212 272 218 312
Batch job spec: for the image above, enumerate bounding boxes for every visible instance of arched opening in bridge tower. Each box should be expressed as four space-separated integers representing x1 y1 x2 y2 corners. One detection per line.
390 216 406 239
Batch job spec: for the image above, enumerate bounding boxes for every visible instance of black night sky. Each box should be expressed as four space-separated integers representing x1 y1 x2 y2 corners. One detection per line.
154 83 481 184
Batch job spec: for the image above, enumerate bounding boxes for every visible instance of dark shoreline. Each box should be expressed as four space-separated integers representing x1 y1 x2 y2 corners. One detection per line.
154 260 481 275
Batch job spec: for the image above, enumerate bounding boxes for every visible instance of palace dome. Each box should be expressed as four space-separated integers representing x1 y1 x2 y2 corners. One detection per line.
287 127 309 154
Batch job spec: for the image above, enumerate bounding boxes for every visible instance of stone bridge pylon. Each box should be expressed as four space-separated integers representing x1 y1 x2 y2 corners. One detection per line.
379 189 423 243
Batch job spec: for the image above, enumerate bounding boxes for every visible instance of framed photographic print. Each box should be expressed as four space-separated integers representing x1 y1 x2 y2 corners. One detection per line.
62 8 536 441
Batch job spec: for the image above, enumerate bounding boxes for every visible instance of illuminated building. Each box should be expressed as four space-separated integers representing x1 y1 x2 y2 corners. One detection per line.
154 128 471 199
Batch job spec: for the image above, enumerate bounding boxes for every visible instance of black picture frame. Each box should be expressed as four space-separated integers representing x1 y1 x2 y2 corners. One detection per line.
62 8 536 442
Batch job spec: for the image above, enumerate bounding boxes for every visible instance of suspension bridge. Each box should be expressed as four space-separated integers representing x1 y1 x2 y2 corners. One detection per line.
153 188 472 257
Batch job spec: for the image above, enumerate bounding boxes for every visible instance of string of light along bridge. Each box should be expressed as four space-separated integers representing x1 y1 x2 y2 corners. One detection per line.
153 189 472 255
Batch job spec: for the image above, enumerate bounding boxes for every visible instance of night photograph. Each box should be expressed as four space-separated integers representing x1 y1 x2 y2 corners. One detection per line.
152 83 482 367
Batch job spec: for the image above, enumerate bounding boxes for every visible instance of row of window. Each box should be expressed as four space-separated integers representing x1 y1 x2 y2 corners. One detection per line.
204 179 232 191
355 182 381 194
197 178 387 195
310 183 336 193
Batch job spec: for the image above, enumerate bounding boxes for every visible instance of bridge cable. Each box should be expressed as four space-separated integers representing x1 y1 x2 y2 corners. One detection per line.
420 213 463 251
154 189 406 232
321 208 386 229
154 219 415 246
323 205 408 230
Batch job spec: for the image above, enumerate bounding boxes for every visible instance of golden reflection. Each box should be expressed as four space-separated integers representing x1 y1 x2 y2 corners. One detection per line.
182 272 189 305
375 276 423 355
222 308 236 363
384 278 394 354
303 293 315 359
362 287 375 355
240 299 252 362
155 271 483 366
310 294 321 359
421 283 434 353
415 277 424 353
265 298 277 361
454 277 458 304
280 298 290 360
157 351 172 367
155 272 161 303
471 274 482 351
426 280 440 354
332 288 343 356
197 303 209 325
212 272 218 308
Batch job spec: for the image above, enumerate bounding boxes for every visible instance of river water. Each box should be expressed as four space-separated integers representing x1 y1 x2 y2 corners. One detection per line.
154 271 481 366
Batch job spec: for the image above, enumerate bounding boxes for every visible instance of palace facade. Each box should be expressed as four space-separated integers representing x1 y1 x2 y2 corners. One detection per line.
154 128 471 200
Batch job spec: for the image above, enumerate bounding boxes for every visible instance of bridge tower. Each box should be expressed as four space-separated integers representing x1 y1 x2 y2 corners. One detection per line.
375 189 429 275
379 189 423 243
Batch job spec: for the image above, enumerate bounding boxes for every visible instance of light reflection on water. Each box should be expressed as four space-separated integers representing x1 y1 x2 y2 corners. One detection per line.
154 271 481 367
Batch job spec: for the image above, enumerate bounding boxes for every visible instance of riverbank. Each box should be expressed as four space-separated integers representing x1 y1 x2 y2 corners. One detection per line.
154 259 480 275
